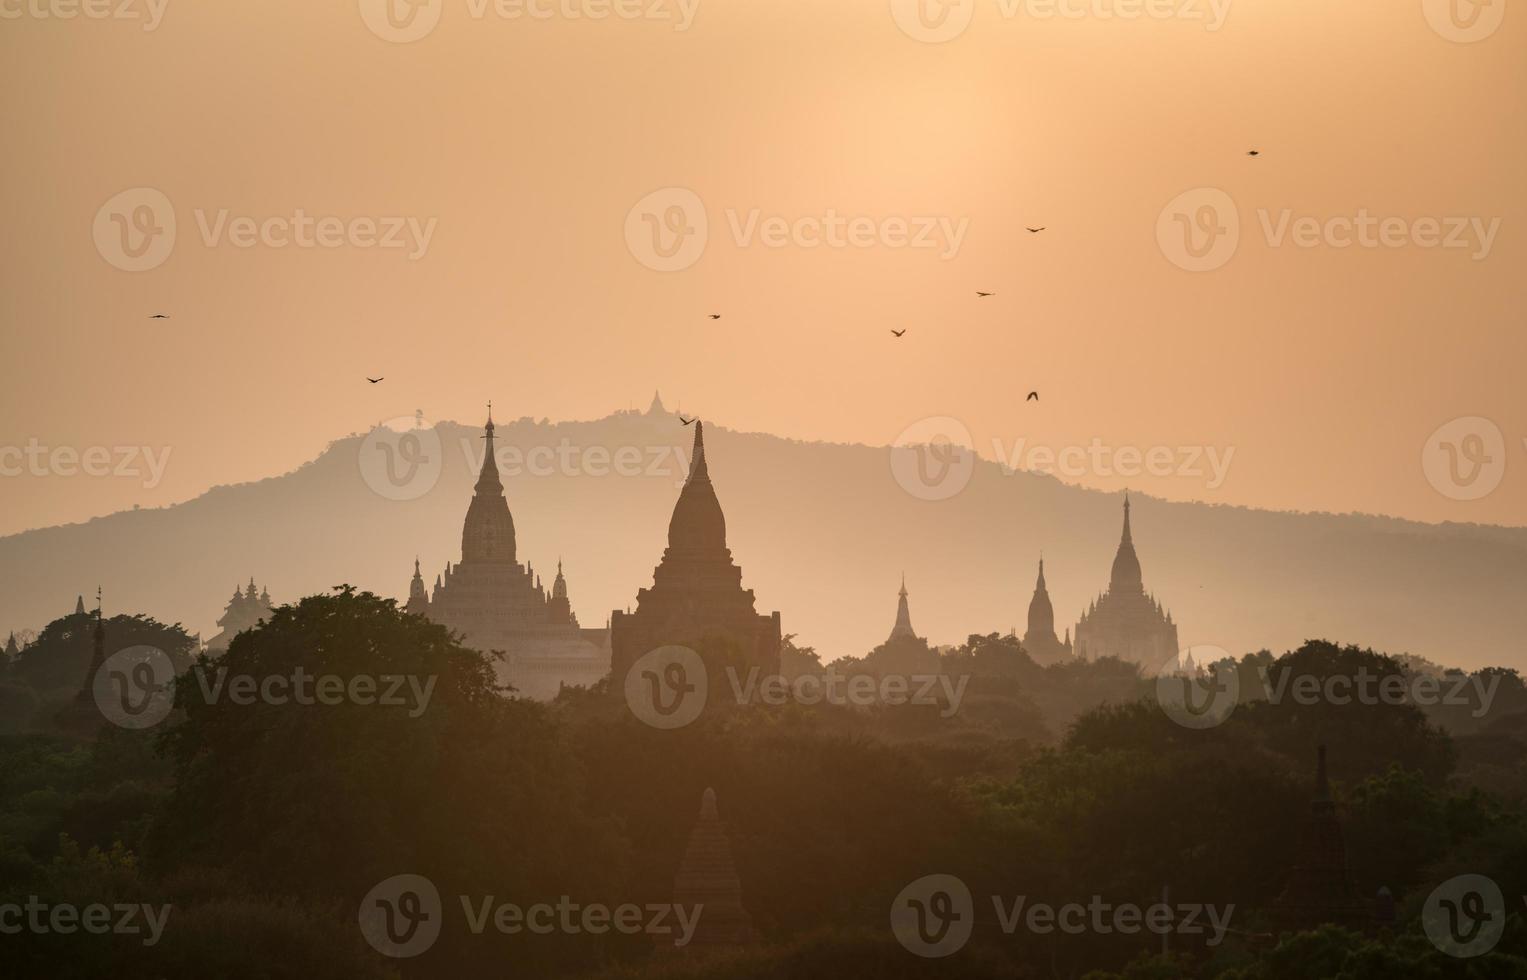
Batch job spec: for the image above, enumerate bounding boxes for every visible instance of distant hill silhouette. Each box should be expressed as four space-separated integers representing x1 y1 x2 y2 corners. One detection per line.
1 408 1523 670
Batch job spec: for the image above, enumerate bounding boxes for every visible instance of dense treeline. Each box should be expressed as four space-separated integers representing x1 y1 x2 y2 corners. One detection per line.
2 591 1526 977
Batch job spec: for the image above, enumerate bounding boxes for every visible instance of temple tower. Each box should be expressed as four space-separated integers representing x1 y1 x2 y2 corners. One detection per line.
1023 557 1073 665
668 788 758 950
887 574 916 643
610 421 782 688
1073 495 1179 674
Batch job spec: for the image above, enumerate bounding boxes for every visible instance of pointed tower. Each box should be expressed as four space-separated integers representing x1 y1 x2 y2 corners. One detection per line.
648 391 668 416
1273 745 1370 930
668 788 758 951
1072 494 1179 673
611 420 782 690
1022 557 1072 665
1109 494 1144 595
405 558 430 616
56 589 107 736
461 408 517 563
404 403 609 700
887 574 917 643
74 595 86 616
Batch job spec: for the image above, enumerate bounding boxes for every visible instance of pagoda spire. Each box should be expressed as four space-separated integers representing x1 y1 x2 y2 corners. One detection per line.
669 788 758 949
689 419 709 484
475 403 503 494
888 574 916 641
74 595 86 616
1108 493 1144 594
461 404 517 563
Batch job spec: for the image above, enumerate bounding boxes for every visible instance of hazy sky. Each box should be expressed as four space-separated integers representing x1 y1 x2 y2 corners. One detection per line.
1 0 1523 538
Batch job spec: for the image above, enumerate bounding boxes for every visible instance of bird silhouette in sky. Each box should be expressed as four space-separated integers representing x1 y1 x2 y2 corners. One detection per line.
708 314 721 320
976 291 994 298
891 329 907 338
680 416 696 426
1027 392 1040 402
149 314 169 319
1247 150 1260 157
366 377 384 384
1026 227 1045 233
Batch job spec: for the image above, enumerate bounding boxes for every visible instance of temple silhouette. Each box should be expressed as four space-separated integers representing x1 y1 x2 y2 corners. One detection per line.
402 410 609 699
666 787 758 951
1272 745 1373 930
1072 495 1180 674
610 420 782 690
858 576 940 676
1022 558 1073 665
206 579 276 653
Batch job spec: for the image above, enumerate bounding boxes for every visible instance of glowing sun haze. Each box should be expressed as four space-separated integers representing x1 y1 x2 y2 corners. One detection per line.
0 0 1522 536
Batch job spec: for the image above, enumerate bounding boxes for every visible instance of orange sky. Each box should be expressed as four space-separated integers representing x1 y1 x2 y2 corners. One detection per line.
0 0 1523 537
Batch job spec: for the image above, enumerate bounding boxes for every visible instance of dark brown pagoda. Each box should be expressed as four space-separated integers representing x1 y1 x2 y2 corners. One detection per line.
610 421 781 688
54 589 107 737
668 788 759 950
1271 745 1370 930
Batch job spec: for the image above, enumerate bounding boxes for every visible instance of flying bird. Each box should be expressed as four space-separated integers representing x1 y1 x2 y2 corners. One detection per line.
149 314 169 319
976 291 995 298
366 377 384 384
1247 150 1260 157
707 314 722 320
891 329 907 338
1026 227 1045 233
1027 392 1039 402
680 416 696 426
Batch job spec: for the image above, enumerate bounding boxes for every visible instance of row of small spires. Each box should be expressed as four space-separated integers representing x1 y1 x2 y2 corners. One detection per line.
410 557 568 600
